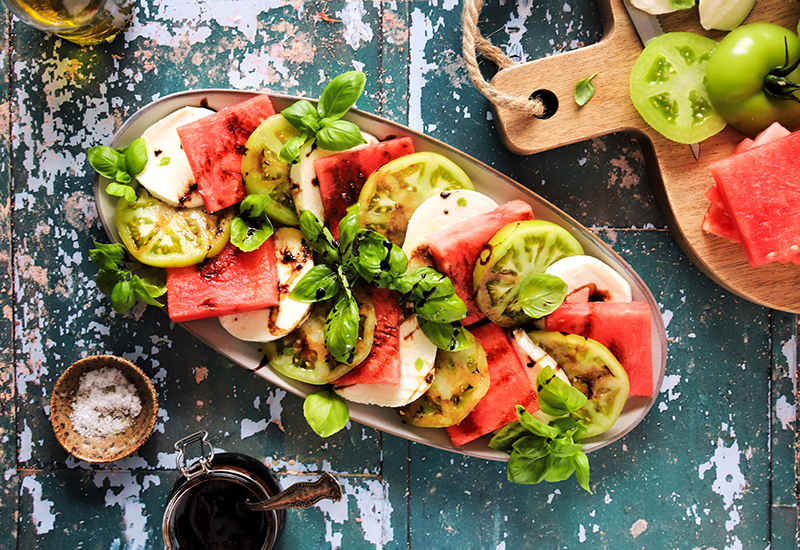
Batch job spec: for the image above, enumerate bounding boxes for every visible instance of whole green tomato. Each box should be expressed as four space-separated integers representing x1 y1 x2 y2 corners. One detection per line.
705 22 800 137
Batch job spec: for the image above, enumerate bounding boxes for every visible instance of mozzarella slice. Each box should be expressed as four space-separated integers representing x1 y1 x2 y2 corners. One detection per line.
218 227 314 342
402 189 498 269
334 314 437 407
136 106 214 208
545 255 632 303
290 132 378 223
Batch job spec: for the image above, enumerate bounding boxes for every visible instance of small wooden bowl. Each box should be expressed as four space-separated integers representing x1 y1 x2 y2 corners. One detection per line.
50 355 158 463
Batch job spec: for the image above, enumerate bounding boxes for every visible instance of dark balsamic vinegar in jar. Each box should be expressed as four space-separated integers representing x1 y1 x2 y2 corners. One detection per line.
172 477 271 550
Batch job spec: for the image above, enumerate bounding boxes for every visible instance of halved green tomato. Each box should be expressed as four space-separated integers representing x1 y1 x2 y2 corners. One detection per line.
629 32 726 144
242 114 302 226
357 152 473 246
398 329 489 428
526 331 629 439
115 189 232 268
264 286 376 385
474 220 583 327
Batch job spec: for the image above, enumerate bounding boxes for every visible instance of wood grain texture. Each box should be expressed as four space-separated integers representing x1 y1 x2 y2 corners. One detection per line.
491 0 800 313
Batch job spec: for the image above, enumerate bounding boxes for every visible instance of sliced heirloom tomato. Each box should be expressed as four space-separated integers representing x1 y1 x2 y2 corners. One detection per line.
398 329 489 428
474 220 583 327
629 32 727 144
357 152 473 246
264 287 376 385
527 331 629 439
242 114 302 226
115 189 232 267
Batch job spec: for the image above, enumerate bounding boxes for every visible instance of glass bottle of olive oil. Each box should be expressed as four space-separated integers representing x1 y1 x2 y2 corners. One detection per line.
2 0 133 45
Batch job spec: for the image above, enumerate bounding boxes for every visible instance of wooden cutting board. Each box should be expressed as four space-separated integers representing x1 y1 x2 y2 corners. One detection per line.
490 0 800 313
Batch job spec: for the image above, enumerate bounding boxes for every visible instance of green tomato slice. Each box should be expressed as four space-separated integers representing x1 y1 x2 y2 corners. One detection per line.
526 331 629 439
357 152 473 246
398 329 489 428
115 189 232 268
264 287 376 385
242 114 302 226
474 220 583 327
629 32 726 144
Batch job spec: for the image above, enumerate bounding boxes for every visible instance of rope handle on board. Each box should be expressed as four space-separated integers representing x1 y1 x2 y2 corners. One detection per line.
461 0 545 118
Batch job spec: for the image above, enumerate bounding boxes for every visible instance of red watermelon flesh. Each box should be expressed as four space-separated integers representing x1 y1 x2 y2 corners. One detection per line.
702 185 740 244
177 94 276 213
332 288 401 386
544 301 653 396
709 130 800 266
446 323 539 447
166 240 279 322
316 137 415 240
703 122 791 246
426 200 535 326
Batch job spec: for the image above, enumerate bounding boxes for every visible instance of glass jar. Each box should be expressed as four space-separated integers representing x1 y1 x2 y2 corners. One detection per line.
2 0 134 45
162 431 284 550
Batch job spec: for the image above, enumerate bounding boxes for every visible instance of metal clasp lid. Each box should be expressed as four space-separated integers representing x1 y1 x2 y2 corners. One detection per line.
174 430 215 480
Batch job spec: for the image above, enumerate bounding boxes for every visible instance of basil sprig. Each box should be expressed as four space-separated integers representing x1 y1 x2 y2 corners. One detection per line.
230 195 275 252
490 366 592 492
279 71 367 163
290 207 469 365
87 138 148 203
89 241 166 314
574 73 598 107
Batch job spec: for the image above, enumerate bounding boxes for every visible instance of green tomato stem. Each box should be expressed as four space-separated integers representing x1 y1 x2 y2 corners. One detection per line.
764 74 800 103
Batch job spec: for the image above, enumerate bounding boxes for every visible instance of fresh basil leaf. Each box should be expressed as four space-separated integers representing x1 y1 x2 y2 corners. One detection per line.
549 437 583 458
298 210 340 264
303 388 350 438
544 455 577 483
551 415 583 435
87 146 125 180
124 138 148 175
572 451 592 493
106 182 137 203
290 265 341 302
488 420 529 454
96 269 120 296
669 0 695 9
536 366 588 417
507 452 550 485
111 279 136 314
158 157 171 166
511 435 551 460
279 134 308 164
282 100 322 136
230 195 275 252
115 170 132 184
393 267 466 323
517 273 567 319
516 405 560 439
574 72 598 107
348 231 408 287
317 119 365 151
138 274 167 299
418 319 470 352
318 71 366 120
89 241 127 270
338 204 359 251
130 275 165 307
325 289 360 364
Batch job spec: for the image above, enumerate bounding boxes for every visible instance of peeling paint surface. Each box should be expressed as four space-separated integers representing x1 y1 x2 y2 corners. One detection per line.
2 0 798 549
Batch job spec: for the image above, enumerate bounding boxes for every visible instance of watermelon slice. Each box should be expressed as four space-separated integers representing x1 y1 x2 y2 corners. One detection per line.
703 122 791 246
709 130 800 266
446 323 538 447
544 301 653 396
166 240 279 322
177 94 276 213
426 200 535 326
331 288 401 386
315 137 415 239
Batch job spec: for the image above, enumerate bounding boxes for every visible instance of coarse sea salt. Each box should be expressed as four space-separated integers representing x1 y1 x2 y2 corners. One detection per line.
70 366 142 438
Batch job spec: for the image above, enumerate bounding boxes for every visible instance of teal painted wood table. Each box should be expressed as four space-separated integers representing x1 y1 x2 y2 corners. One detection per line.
1 1 798 548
